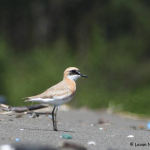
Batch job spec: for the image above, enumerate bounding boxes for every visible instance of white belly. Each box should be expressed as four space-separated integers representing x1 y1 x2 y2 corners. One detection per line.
29 95 73 106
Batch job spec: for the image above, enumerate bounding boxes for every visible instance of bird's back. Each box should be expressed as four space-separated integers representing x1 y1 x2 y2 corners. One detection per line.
24 78 76 101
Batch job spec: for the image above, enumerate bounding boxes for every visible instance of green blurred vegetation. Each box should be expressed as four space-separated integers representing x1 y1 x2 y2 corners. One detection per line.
0 0 150 114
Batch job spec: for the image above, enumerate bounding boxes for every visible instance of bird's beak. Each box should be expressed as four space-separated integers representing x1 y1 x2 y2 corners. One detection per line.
80 73 88 78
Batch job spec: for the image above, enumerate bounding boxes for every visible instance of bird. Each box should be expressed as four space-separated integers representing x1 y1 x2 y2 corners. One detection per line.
23 67 88 131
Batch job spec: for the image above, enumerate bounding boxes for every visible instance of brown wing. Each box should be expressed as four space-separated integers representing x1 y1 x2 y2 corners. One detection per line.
23 81 71 100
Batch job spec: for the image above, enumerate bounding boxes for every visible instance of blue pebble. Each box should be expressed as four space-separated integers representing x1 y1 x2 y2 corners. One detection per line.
15 138 20 142
147 122 150 129
62 134 73 139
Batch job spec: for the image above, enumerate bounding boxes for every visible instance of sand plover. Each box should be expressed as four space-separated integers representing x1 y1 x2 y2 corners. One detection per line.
24 67 88 131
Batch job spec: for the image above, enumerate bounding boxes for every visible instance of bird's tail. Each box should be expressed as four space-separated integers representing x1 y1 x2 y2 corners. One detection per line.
22 97 30 102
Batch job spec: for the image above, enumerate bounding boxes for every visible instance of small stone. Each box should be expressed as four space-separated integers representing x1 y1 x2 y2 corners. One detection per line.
91 124 94 126
15 138 20 142
127 135 134 138
98 118 105 124
147 122 150 129
20 129 24 131
130 126 136 130
139 125 144 130
87 141 96 145
15 115 22 118
61 134 73 139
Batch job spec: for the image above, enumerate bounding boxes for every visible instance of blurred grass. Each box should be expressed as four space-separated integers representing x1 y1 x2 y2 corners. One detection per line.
1 26 150 115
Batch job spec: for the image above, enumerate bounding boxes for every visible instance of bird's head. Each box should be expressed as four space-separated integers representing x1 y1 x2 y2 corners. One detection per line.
64 67 88 81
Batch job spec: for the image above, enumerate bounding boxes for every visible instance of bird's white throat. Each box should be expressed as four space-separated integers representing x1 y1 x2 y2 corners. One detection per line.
67 75 81 81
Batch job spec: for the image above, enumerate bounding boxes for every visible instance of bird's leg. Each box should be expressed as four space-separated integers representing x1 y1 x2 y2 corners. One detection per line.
53 106 59 131
52 106 56 131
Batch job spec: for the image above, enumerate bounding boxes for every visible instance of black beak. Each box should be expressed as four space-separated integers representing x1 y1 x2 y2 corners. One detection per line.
80 74 88 78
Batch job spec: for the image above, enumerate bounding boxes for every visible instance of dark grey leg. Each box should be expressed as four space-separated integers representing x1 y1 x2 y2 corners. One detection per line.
52 106 57 131
54 106 59 131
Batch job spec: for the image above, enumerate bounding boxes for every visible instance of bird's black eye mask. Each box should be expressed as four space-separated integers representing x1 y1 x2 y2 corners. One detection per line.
68 70 80 76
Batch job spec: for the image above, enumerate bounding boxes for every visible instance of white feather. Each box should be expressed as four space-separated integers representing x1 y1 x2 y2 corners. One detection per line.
28 96 72 105
67 74 81 81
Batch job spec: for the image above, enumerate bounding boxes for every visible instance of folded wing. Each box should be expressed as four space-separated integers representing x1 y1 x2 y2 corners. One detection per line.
23 81 71 101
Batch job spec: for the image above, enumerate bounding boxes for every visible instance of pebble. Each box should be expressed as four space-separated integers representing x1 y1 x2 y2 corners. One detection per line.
20 129 24 131
15 138 20 142
98 118 105 124
61 134 73 139
139 125 144 130
87 141 96 145
147 122 150 129
127 135 134 138
91 124 94 126
15 114 22 118
130 126 136 130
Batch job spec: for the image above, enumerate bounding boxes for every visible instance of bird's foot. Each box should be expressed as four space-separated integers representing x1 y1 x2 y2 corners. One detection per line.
53 128 58 131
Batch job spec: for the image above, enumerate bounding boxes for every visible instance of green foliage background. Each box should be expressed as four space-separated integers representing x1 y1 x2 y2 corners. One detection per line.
0 0 150 114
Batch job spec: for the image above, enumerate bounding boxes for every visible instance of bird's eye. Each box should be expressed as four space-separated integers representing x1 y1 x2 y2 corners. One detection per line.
68 70 80 76
72 70 76 73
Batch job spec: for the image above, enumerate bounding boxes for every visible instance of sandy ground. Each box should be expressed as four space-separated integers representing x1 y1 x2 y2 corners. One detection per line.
0 108 150 150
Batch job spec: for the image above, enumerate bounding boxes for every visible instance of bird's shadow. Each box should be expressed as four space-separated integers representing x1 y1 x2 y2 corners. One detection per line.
23 128 75 133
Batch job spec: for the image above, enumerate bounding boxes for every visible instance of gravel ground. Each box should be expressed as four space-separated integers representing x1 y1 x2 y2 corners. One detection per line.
0 108 149 150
